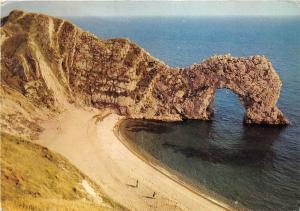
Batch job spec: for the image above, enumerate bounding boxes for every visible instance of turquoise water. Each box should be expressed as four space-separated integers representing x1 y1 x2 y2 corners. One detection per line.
68 17 300 210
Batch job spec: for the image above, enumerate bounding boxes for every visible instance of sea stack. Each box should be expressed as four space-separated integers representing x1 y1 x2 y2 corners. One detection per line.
1 9 288 133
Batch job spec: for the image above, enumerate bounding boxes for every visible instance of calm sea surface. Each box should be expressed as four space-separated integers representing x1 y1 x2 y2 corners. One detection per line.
67 17 300 210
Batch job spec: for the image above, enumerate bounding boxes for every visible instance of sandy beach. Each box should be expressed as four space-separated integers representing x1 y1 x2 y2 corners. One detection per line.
38 107 233 211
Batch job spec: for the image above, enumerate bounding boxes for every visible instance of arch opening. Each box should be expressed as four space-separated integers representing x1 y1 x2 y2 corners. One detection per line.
212 89 245 123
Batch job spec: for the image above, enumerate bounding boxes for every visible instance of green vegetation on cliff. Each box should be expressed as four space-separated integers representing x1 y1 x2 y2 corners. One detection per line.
1 133 125 211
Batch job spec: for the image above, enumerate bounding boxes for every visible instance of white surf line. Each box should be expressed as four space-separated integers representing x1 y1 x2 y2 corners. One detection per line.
113 117 241 211
98 114 232 211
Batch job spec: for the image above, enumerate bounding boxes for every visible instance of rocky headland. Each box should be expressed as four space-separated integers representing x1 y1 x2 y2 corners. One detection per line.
1 10 288 140
1 9 290 211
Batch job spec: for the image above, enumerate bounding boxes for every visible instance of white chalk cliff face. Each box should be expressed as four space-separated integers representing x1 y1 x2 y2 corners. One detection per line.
1 10 288 138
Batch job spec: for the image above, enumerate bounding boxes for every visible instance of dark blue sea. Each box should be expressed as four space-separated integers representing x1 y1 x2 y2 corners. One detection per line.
67 17 300 210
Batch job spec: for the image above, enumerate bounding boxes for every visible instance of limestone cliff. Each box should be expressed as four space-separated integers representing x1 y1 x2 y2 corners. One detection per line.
1 10 288 136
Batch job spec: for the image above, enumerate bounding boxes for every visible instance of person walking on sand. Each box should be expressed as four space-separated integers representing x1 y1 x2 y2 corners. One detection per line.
135 179 139 188
152 191 156 199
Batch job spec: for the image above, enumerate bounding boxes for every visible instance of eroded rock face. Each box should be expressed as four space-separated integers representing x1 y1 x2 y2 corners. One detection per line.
1 10 288 125
183 55 288 124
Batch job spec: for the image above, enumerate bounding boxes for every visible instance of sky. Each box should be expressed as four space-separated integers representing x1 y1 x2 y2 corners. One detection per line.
1 1 300 17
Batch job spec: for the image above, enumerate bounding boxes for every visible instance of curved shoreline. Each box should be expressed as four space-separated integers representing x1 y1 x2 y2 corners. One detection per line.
115 118 244 211
39 108 242 211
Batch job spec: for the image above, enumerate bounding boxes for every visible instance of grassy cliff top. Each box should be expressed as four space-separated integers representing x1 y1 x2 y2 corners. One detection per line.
1 133 126 211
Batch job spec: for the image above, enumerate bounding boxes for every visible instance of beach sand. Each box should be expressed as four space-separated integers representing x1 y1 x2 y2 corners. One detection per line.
38 107 233 211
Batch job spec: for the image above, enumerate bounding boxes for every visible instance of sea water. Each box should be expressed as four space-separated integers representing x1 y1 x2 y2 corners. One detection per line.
67 16 300 210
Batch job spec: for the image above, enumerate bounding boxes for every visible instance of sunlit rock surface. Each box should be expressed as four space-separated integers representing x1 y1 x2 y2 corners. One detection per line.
1 10 288 130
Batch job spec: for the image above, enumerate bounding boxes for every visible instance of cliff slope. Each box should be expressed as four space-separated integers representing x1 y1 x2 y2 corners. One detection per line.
1 9 288 139
1 132 125 211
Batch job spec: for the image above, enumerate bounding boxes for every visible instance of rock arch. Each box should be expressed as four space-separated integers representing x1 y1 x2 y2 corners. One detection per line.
1 10 288 125
181 55 288 124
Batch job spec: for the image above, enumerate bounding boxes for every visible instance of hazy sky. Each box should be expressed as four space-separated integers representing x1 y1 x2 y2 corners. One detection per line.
1 1 300 17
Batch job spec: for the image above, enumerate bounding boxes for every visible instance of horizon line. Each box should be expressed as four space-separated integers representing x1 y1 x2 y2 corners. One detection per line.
60 14 300 17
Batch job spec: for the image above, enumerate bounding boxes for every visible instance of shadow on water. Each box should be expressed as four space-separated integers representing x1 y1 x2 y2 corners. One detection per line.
125 119 173 134
161 122 286 166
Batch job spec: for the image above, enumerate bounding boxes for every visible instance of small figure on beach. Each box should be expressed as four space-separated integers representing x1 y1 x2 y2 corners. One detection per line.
152 191 156 199
135 179 139 188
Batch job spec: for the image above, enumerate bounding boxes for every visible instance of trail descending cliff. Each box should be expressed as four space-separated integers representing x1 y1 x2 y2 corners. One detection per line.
1 10 288 139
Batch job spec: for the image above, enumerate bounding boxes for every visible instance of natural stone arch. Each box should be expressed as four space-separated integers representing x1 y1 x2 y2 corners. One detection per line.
1 10 288 125
181 55 288 124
